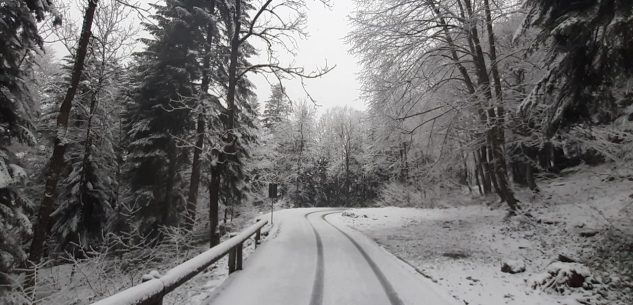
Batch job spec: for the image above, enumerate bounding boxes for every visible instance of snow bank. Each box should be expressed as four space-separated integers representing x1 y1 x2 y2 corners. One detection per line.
335 164 633 305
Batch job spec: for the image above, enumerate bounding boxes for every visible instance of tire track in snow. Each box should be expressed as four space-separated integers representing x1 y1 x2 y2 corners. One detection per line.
320 212 405 305
304 211 325 305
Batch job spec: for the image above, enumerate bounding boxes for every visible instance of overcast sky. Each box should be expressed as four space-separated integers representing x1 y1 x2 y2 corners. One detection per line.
48 0 364 111
250 0 365 111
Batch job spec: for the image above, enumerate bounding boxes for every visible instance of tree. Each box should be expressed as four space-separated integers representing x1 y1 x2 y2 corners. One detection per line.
207 0 330 246
124 0 211 236
288 100 316 204
262 84 291 129
349 0 520 211
29 0 99 271
260 99 316 205
312 106 366 206
185 0 222 230
1 1 56 285
47 0 136 251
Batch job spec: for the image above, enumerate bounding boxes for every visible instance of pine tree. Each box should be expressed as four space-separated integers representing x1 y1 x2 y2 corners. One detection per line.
125 0 210 235
44 54 120 252
262 84 291 129
185 0 223 230
0 0 55 290
207 0 260 246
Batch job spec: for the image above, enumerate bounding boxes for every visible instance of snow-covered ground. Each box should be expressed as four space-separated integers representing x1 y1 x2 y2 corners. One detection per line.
27 204 275 305
333 164 633 305
24 165 631 305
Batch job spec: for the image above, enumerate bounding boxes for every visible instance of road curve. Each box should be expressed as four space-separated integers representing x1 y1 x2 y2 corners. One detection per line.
206 208 458 305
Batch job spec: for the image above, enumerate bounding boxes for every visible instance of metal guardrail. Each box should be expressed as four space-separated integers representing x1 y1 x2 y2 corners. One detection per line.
90 219 269 305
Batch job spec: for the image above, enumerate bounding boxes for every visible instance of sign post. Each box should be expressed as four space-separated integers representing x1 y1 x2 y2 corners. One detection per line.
268 183 278 224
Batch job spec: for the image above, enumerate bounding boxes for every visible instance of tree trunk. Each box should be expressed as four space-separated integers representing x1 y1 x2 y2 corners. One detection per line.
461 151 470 190
185 0 216 231
295 120 304 205
225 0 241 130
208 0 241 247
463 0 518 210
483 0 519 210
164 141 178 226
400 141 409 183
208 163 221 247
185 114 204 230
472 152 484 195
511 157 528 186
29 0 99 266
526 162 537 191
478 147 493 194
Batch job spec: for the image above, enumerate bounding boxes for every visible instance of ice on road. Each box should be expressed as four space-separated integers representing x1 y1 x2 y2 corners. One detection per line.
206 208 458 305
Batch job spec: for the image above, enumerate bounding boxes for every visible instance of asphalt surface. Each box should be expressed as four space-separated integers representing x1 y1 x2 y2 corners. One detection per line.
206 208 457 305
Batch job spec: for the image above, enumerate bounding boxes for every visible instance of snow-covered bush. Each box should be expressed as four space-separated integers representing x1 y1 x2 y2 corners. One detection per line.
529 262 596 293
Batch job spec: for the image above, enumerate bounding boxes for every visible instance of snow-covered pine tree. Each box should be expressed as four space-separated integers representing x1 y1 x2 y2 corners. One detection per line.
0 0 56 291
262 84 291 129
207 0 260 246
125 0 211 236
42 53 121 252
219 74 259 207
185 0 228 230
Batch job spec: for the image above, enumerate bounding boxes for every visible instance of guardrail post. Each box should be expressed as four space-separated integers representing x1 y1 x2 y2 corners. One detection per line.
228 247 236 274
255 228 261 247
236 242 243 271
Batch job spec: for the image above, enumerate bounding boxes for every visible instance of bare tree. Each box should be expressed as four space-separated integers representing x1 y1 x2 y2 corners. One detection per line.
349 0 520 211
207 0 332 246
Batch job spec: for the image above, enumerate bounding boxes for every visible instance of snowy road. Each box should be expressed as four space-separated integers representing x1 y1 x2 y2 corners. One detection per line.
206 208 457 305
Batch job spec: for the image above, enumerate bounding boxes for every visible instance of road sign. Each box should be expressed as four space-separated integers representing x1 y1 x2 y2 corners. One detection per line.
268 183 277 225
268 183 278 199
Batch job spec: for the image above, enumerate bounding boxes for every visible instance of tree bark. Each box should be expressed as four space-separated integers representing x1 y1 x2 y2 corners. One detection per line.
185 114 205 230
208 0 242 247
185 0 217 230
164 141 178 226
208 162 221 247
462 0 519 210
472 152 484 195
483 0 519 210
29 0 99 266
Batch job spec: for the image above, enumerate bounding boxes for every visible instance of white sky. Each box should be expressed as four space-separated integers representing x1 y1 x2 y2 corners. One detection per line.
249 0 365 112
48 0 365 112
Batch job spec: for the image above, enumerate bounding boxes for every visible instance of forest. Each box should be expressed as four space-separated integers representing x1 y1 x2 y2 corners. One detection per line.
1 0 632 304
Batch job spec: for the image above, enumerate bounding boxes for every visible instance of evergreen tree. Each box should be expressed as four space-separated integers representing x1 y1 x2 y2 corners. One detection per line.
0 0 55 290
262 84 291 129
207 0 260 246
125 0 210 235
44 54 121 251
